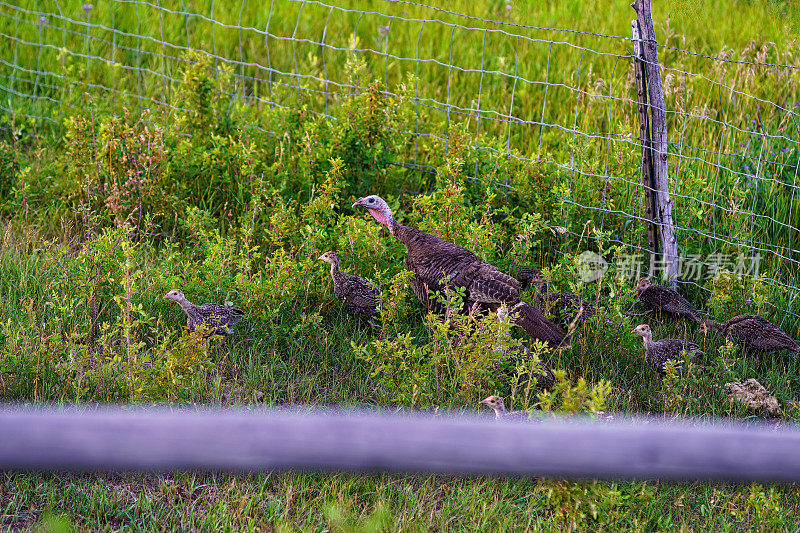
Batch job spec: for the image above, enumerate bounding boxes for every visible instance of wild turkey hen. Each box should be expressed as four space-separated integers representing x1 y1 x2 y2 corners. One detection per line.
632 323 703 385
353 195 569 349
319 251 381 320
164 289 245 347
701 315 800 358
635 277 702 323
479 395 531 421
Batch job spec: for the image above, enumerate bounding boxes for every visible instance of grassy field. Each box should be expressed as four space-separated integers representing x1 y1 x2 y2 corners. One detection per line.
3 0 800 530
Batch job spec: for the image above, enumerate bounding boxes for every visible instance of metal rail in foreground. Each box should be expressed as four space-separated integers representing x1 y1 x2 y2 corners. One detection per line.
1 407 799 482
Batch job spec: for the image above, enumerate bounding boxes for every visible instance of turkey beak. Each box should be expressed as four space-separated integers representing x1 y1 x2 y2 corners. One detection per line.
352 198 366 208
163 294 169 300
479 400 488 406
630 328 637 334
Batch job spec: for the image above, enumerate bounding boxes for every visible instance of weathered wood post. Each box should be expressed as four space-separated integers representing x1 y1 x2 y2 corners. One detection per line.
632 0 679 286
630 19 660 272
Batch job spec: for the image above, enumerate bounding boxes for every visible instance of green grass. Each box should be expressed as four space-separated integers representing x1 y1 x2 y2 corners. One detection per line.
3 0 800 531
5 472 800 531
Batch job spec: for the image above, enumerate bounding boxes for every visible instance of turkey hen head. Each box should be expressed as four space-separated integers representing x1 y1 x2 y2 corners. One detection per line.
353 195 396 233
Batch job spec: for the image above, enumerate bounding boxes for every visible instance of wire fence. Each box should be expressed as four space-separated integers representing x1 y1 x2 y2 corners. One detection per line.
1 0 799 327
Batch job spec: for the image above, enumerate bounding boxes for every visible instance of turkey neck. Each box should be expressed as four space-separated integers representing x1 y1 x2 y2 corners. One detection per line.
371 206 464 255
329 260 345 284
640 332 653 349
368 207 398 237
176 297 195 312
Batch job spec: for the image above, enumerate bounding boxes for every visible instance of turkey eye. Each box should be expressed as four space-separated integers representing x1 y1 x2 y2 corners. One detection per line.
369 198 374 203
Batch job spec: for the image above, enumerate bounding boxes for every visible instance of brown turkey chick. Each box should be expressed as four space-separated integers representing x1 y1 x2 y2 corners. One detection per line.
635 277 701 323
319 251 381 320
353 195 569 350
163 289 245 347
632 323 703 385
479 395 531 421
701 315 799 358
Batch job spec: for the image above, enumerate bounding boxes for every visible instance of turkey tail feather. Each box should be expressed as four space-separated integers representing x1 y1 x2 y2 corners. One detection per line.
513 302 571 350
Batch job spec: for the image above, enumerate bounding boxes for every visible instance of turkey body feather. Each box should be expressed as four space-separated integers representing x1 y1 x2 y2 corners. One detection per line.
185 303 245 335
333 271 381 318
644 338 702 376
704 314 800 357
399 225 517 305
635 277 701 323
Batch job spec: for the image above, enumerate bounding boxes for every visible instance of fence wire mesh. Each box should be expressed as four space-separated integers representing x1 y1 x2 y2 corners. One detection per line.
1 0 798 327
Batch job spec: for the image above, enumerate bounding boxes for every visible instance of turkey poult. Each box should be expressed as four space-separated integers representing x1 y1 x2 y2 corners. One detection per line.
353 195 569 350
701 315 800 358
163 289 245 347
631 324 703 385
479 395 530 421
318 251 381 320
635 277 702 323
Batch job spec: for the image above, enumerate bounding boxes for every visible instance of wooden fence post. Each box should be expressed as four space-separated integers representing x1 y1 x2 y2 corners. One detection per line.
632 0 679 286
631 19 660 273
